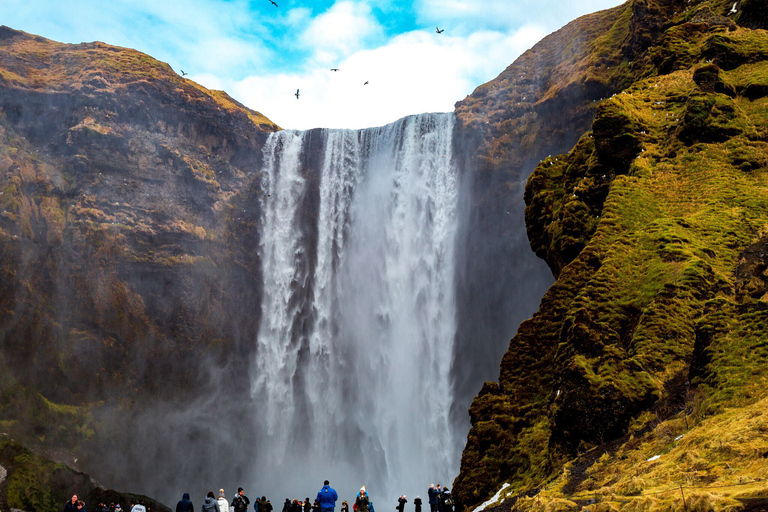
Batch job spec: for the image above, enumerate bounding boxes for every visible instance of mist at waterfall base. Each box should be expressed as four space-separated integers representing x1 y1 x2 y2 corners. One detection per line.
237 112 552 507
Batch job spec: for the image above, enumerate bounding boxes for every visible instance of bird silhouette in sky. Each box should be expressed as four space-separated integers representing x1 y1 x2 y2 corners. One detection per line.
295 89 300 99
330 68 339 71
364 81 369 85
269 0 278 6
436 27 444 34
180 70 188 76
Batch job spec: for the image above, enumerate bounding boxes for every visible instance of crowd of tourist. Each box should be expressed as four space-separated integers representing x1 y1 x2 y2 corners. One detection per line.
64 480 454 512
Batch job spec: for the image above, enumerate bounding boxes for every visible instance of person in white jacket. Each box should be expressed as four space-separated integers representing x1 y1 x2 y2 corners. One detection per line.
218 490 229 512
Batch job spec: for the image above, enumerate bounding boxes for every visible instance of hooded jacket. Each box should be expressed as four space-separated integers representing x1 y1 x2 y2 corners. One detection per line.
218 497 229 512
203 497 220 512
177 494 195 512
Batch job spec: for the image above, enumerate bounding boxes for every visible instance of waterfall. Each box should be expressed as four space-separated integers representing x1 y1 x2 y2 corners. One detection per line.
253 113 460 502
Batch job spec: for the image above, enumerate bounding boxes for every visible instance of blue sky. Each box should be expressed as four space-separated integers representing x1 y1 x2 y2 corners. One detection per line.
3 0 623 129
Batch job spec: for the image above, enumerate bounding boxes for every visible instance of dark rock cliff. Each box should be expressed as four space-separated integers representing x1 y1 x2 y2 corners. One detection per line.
453 0 768 509
0 26 277 496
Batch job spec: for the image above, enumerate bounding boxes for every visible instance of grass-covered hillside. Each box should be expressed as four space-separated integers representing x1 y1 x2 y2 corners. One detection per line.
454 0 768 510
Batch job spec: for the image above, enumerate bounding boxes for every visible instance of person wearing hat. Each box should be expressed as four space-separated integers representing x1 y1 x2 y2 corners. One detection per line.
413 497 421 512
218 490 229 512
354 488 368 512
232 489 250 512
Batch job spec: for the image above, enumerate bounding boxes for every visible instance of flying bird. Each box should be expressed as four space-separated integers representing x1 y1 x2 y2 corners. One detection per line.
330 68 339 71
295 89 300 99
180 70 188 76
269 0 278 6
436 27 444 34
364 81 369 85
729 1 738 13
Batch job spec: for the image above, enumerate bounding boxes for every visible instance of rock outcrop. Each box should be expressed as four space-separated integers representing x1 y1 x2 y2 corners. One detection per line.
454 0 768 509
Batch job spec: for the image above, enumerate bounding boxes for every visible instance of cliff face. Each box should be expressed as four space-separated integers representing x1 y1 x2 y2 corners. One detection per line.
454 0 768 509
0 25 277 485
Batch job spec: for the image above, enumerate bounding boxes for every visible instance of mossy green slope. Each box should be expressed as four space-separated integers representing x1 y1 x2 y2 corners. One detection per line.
0 437 170 512
455 1 768 510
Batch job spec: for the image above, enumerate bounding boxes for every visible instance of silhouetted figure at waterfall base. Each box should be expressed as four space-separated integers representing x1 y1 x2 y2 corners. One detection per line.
340 502 349 512
303 499 310 512
282 499 291 512
177 494 194 512
413 498 421 512
258 498 272 512
396 496 407 512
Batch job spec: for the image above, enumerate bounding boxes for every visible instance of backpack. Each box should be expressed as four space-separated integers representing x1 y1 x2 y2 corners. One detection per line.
233 497 246 512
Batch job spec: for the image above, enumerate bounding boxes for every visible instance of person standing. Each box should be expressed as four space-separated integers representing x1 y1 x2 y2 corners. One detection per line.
396 496 407 512
177 494 194 512
132 501 147 512
218 490 229 512
259 497 272 512
65 495 80 512
204 493 220 512
439 490 452 512
316 480 338 512
233 489 250 512
413 497 421 512
354 488 369 512
340 502 349 512
427 486 438 512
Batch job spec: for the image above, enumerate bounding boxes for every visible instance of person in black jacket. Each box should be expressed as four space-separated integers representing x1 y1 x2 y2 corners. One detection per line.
65 495 80 512
177 493 194 512
413 497 421 512
396 496 406 512
233 489 250 512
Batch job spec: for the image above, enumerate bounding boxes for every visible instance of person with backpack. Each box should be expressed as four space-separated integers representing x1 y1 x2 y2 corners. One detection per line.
232 489 250 512
439 490 452 512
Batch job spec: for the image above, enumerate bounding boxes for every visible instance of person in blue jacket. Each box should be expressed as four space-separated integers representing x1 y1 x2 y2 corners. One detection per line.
316 480 338 512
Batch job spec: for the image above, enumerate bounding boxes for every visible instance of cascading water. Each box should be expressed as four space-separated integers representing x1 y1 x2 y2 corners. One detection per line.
253 113 460 503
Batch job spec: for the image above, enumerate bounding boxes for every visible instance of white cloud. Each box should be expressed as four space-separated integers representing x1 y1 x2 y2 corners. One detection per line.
5 0 624 130
226 23 547 130
300 2 384 65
